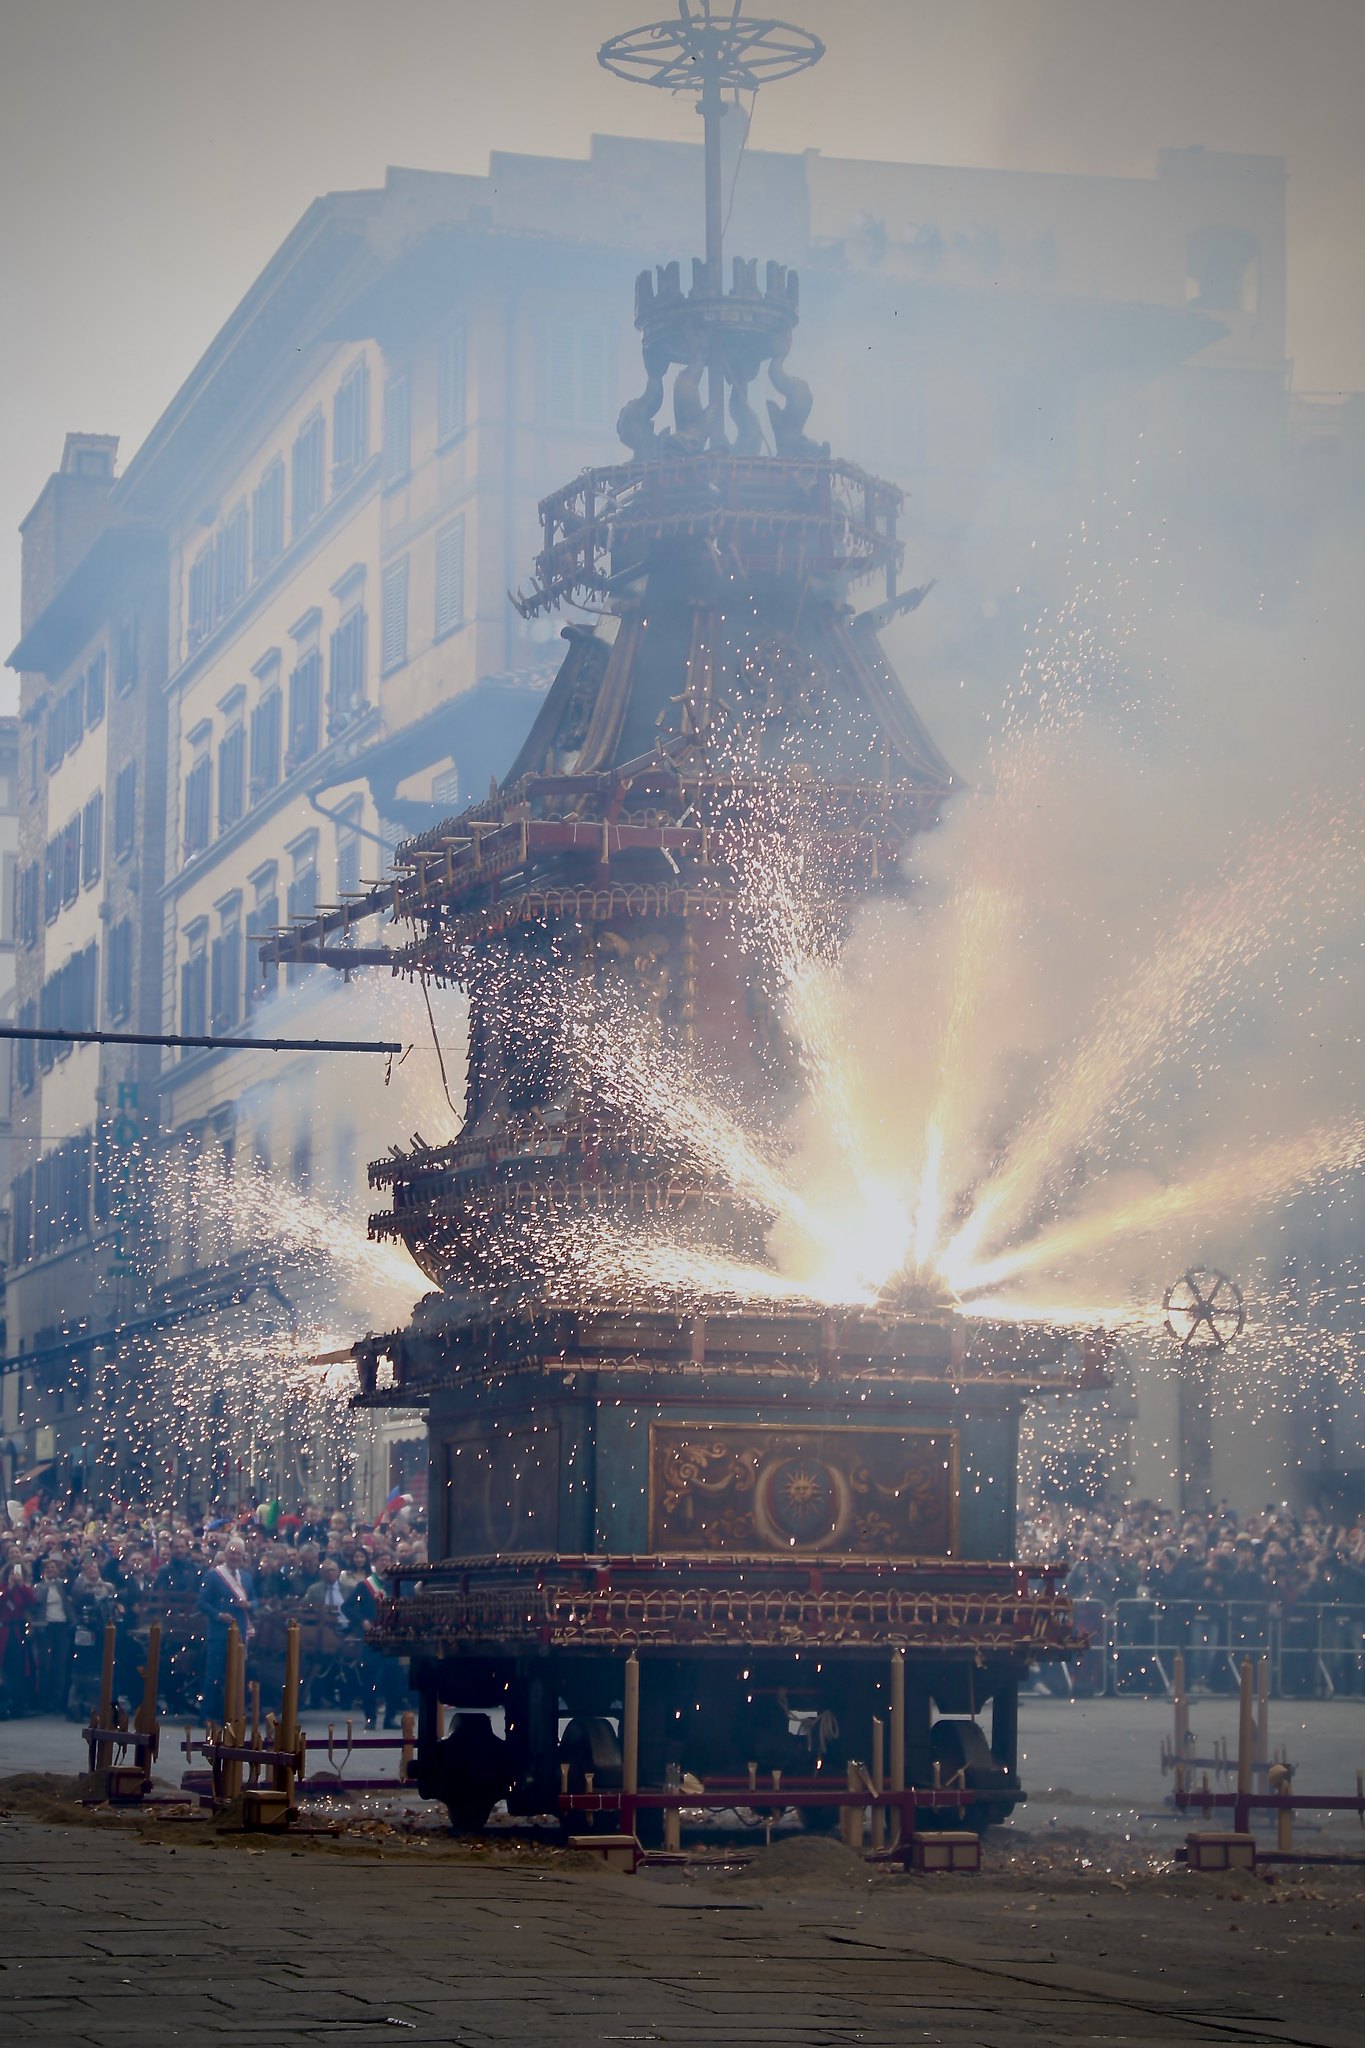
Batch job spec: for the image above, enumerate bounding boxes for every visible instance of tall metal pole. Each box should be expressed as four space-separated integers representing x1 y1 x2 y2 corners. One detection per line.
700 32 724 287
699 22 726 431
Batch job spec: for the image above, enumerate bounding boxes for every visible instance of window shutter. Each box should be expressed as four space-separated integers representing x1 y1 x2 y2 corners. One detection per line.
247 894 280 1010
188 547 214 649
328 609 367 732
292 414 325 536
250 688 282 799
383 372 411 485
62 816 81 904
354 358 370 468
252 460 285 577
218 726 245 833
81 791 103 887
438 326 466 442
288 652 321 767
85 651 107 727
114 761 137 857
106 918 133 1024
44 837 60 922
381 559 409 673
435 517 465 639
210 929 241 1034
116 616 139 692
184 759 212 857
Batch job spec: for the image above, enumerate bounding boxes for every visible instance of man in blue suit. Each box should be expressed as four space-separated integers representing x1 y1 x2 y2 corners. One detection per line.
198 1535 255 1713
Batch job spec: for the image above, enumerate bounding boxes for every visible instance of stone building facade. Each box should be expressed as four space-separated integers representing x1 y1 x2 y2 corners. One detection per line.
4 131 1353 1514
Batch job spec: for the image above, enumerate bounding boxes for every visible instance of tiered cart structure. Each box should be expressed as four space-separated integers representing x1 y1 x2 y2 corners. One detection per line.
268 4 1092 1837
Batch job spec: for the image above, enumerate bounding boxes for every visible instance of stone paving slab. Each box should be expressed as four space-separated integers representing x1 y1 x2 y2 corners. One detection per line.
4 1816 1364 2047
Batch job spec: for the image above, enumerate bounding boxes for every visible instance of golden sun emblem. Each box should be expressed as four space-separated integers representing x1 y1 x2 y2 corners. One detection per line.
780 1465 825 1509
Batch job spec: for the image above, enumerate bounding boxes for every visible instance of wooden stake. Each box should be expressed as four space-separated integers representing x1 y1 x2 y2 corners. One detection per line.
888 1650 905 1851
222 1623 245 1803
1172 1650 1188 1797
134 1621 162 1782
843 1760 864 1849
1269 1761 1293 1852
1255 1656 1270 1780
95 1623 117 1773
277 1619 301 1803
248 1680 261 1784
870 1714 885 1852
1235 1657 1254 1832
622 1654 640 1797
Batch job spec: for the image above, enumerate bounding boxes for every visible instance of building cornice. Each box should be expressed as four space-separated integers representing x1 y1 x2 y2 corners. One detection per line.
113 194 386 521
7 523 165 678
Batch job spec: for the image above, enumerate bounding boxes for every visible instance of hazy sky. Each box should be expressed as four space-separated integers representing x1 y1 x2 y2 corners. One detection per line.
2 0 1362 685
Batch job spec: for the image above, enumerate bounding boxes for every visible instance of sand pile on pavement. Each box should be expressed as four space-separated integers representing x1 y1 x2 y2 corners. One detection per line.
723 1834 875 1891
0 1769 97 1821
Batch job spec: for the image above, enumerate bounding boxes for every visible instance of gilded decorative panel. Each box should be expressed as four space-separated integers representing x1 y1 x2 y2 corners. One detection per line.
649 1422 957 1556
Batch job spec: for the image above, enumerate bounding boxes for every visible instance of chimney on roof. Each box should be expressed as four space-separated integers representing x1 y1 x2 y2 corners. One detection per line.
60 432 119 480
17 433 120 638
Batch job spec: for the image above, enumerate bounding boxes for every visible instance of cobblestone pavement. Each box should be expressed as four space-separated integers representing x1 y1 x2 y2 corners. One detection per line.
3 1813 1363 2047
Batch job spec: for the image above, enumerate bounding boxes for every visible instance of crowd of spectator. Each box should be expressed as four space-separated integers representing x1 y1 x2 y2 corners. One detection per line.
6 1489 1365 1724
0 1492 426 1724
1021 1498 1365 1611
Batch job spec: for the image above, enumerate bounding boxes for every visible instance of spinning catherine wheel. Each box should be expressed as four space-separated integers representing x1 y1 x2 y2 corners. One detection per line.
1162 1268 1246 1351
598 5 825 96
600 5 825 286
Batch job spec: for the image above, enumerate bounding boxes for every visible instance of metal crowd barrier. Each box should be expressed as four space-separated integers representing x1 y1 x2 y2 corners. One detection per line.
1041 1599 1365 1700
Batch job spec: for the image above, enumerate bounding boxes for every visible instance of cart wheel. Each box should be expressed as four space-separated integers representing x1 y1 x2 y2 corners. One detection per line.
927 1718 1018 1830
418 1711 508 1835
557 1715 623 1836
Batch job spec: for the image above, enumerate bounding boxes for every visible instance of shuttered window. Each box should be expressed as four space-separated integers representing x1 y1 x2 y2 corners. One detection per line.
85 650 107 727
381 558 409 674
81 791 103 888
181 936 208 1040
328 607 367 733
43 836 60 922
435 516 465 640
335 797 365 897
116 616 139 693
188 546 214 650
61 816 81 905
16 1003 36 1095
249 688 282 801
286 846 318 988
291 411 326 535
287 650 322 769
210 923 242 1034
251 459 286 576
246 891 280 1012
214 504 249 618
183 758 212 857
332 357 370 488
106 917 134 1024
437 325 466 444
18 862 39 948
113 761 137 858
218 724 245 833
383 371 411 486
